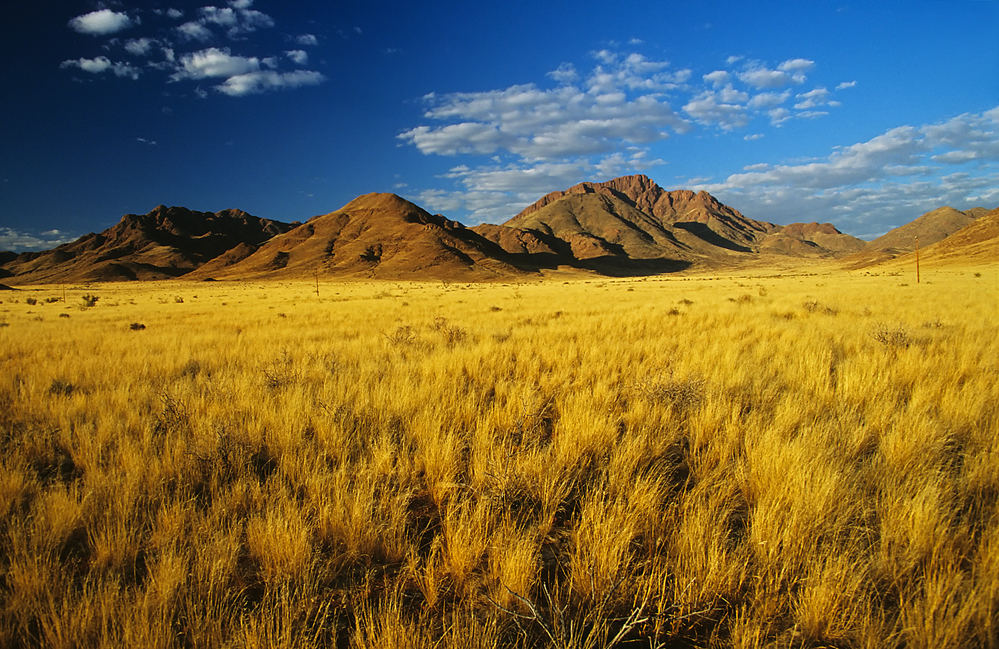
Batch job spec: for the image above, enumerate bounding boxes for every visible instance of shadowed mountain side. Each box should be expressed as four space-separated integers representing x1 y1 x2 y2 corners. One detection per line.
0 205 294 284
188 193 527 281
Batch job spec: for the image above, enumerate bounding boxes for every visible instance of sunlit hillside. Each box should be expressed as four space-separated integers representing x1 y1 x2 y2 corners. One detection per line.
1 262 996 648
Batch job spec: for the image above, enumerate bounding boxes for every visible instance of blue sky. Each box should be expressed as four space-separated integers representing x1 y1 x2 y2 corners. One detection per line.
2 0 998 251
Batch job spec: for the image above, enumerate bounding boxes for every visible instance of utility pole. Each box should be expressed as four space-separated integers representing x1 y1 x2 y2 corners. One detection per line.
915 236 920 284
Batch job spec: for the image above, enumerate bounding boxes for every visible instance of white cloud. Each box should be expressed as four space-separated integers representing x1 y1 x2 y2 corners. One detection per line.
60 56 141 80
68 9 137 36
748 90 790 109
737 58 813 89
400 53 694 161
285 49 308 65
296 33 318 46
692 106 999 236
199 3 274 37
172 48 260 80
411 151 666 224
124 38 158 56
794 87 832 109
217 69 325 96
177 21 214 41
547 63 578 84
777 58 815 74
683 91 749 130
703 70 730 86
0 228 77 252
176 1 274 41
401 50 859 224
836 81 857 90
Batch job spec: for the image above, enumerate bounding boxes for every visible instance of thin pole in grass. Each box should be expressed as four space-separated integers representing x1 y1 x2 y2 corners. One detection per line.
915 235 920 284
314 265 320 298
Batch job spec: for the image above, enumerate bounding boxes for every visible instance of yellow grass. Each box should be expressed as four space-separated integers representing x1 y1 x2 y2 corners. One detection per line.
0 263 997 648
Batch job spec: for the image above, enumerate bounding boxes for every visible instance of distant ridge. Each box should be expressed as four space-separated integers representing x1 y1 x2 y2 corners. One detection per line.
890 207 999 266
845 205 988 268
2 176 992 284
1 205 294 283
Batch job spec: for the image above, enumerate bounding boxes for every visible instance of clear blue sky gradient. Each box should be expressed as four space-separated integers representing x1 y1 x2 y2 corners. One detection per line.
2 0 997 251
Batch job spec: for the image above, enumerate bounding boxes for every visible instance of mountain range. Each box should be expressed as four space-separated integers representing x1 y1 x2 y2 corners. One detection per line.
1 175 994 284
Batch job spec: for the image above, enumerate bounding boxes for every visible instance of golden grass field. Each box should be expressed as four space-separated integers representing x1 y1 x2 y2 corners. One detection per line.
1 263 997 648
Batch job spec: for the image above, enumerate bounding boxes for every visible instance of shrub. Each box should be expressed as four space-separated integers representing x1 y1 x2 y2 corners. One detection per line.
48 378 75 396
872 323 913 349
25 298 37 306
80 294 99 308
128 323 146 331
432 316 468 346
385 325 416 346
635 369 706 414
803 300 839 315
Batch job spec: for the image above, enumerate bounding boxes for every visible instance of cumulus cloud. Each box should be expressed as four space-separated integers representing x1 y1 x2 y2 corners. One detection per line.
683 90 750 130
400 51 694 163
794 87 832 110
0 227 77 252
124 38 158 56
412 158 639 224
176 0 274 41
172 48 261 80
547 63 578 84
400 51 856 222
285 49 308 65
60 56 141 80
703 70 731 86
60 1 325 97
737 58 814 89
747 90 790 109
217 69 325 96
174 21 210 41
692 106 999 237
68 9 137 36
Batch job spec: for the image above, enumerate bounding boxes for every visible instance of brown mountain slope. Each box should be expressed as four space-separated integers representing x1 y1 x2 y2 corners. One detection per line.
867 206 980 252
512 175 774 253
477 175 862 267
1 205 293 284
844 205 987 268
190 193 525 281
896 208 999 265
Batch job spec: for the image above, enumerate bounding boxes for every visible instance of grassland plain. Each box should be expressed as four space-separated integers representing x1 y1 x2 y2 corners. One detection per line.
0 264 997 648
